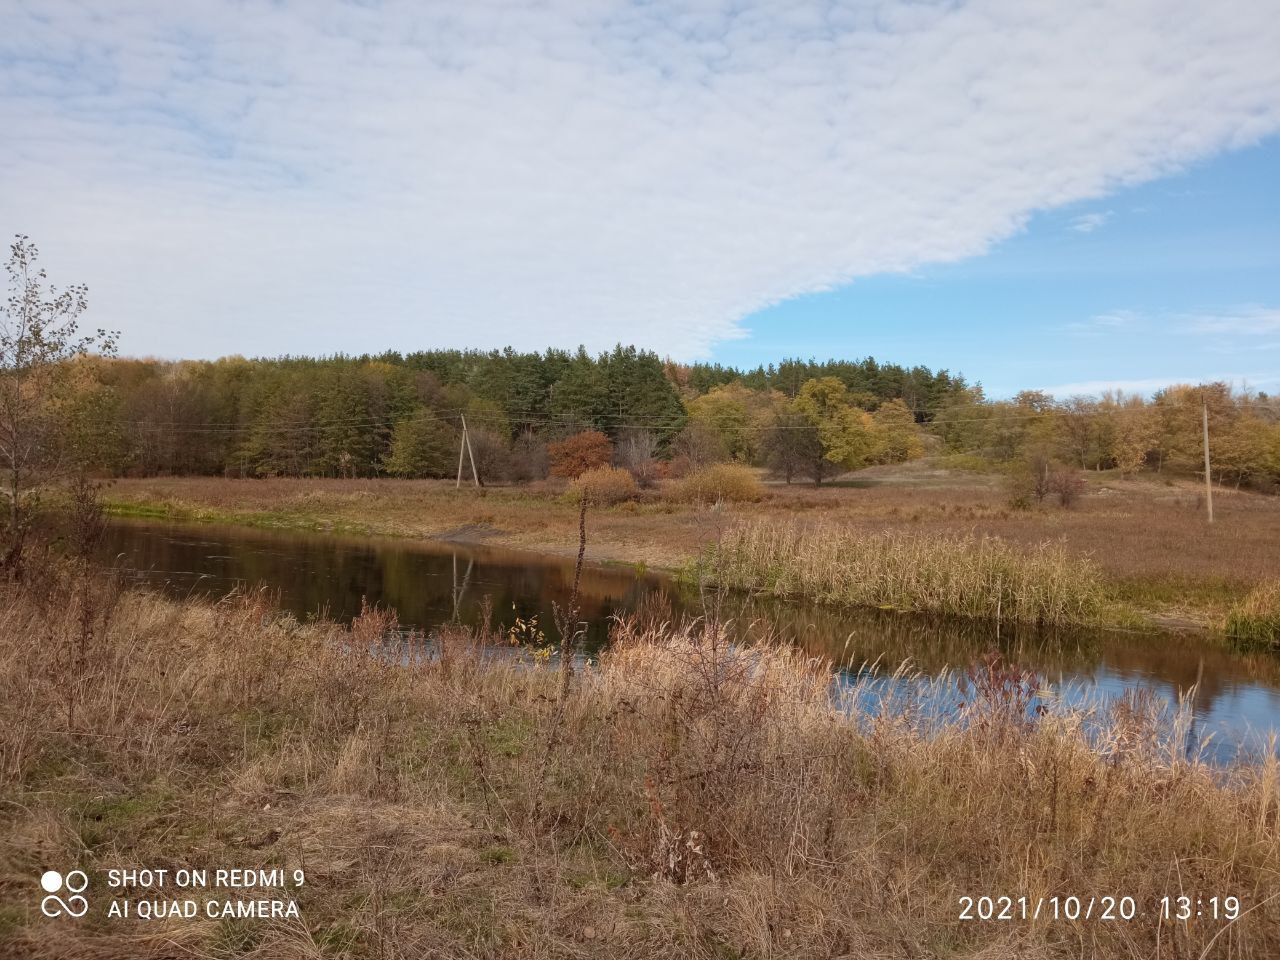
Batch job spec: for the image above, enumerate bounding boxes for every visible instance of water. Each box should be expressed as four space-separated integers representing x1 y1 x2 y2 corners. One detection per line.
99 517 1280 763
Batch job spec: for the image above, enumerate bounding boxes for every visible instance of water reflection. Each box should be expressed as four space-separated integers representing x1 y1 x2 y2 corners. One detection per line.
100 518 1280 761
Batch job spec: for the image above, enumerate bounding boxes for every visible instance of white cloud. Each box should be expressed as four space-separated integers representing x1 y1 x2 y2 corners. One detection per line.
1180 305 1280 336
1064 309 1138 335
1 1 1279 360
1040 374 1280 398
1070 210 1113 233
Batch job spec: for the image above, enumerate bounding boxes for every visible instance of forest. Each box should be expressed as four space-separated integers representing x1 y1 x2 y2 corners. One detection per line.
49 346 1280 493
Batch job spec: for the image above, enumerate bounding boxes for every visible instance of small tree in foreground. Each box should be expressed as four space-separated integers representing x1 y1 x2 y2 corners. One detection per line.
1 236 116 537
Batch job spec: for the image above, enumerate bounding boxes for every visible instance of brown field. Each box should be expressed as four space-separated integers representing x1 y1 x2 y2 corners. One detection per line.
103 462 1280 631
3 560 1278 959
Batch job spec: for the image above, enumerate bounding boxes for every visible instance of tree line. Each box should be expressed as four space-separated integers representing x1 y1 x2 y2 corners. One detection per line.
45 343 969 484
5 235 1280 521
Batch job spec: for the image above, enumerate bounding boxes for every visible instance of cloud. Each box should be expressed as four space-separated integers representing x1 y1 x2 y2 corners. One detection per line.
1069 211 1113 233
1 1 1279 360
1179 305 1280 336
1064 309 1138 335
1040 374 1280 398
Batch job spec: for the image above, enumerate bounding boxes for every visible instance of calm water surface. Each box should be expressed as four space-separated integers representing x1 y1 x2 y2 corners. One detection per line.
99 518 1280 763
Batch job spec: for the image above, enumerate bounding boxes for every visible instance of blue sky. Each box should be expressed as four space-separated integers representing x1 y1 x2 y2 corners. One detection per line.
2 1 1279 397
719 139 1280 397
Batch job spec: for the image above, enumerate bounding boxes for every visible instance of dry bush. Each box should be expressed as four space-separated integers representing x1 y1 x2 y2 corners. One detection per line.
1047 461 1086 507
568 465 638 505
666 463 764 504
508 430 550 482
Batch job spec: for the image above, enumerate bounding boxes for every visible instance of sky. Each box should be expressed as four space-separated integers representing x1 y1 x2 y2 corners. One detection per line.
2 0 1278 398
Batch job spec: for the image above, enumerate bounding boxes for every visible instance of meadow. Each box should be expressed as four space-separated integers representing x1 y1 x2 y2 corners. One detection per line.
2 554 1278 959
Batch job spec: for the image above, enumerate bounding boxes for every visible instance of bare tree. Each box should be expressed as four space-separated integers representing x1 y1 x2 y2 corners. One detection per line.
614 427 660 487
0 236 116 536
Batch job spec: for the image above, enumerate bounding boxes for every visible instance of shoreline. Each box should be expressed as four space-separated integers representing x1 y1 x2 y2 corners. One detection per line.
96 475 1275 641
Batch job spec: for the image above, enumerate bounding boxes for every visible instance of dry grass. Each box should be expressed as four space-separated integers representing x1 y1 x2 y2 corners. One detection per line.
2 560 1279 958
1226 580 1280 647
664 464 765 504
700 518 1105 626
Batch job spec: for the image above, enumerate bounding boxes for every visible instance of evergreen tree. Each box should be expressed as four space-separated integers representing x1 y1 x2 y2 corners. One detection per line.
383 410 457 477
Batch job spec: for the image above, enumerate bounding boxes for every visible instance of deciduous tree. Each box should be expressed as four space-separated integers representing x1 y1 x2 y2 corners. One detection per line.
0 236 116 533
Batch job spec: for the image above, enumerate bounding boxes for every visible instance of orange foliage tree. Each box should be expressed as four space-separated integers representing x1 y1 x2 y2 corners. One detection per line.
548 429 613 479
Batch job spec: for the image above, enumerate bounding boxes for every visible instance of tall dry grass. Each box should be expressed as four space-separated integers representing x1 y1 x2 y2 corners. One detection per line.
700 518 1105 626
1226 579 1280 647
664 463 765 504
2 561 1278 958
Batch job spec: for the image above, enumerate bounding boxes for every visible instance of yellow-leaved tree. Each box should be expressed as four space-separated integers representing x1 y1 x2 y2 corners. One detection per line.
871 398 924 464
794 377 879 471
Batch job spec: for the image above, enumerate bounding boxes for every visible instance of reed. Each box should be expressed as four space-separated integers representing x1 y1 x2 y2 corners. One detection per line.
699 518 1105 626
1225 579 1280 647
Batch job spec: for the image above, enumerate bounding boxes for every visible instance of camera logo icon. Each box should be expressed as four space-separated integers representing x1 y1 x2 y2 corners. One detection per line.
40 870 89 918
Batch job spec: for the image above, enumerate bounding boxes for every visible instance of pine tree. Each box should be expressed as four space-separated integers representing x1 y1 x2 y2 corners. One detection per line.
382 410 457 477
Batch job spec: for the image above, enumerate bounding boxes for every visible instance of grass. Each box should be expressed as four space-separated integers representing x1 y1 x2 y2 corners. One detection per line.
1226 580 1280 647
2 557 1279 958
665 463 765 504
697 518 1106 626
98 466 1280 634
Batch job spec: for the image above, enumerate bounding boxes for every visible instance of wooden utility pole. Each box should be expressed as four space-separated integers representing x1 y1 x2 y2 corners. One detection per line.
1202 400 1214 524
455 416 466 488
463 416 479 487
455 414 480 489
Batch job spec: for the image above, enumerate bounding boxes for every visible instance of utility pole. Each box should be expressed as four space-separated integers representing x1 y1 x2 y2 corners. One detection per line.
463 415 480 487
1202 399 1214 524
455 415 466 488
455 414 480 489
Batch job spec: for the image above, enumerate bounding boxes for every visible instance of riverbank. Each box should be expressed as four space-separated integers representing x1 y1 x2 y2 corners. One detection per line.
100 471 1280 637
3 562 1278 959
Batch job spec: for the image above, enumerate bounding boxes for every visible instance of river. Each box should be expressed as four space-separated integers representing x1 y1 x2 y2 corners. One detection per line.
99 517 1280 763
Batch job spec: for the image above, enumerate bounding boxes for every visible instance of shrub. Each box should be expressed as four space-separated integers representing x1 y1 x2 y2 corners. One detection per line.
548 430 613 479
568 466 637 505
1008 454 1085 509
1225 580 1280 647
666 463 764 504
468 429 513 484
1047 462 1085 507
509 431 549 483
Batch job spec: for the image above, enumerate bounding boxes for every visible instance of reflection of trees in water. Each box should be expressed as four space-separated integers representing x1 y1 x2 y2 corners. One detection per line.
103 518 1280 722
102 518 657 647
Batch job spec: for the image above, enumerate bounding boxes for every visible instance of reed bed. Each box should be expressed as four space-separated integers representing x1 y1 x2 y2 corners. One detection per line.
1226 579 1280 647
1 561 1278 958
700 518 1106 626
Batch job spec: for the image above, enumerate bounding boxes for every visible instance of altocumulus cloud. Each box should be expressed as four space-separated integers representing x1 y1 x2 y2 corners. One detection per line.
2 0 1279 359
